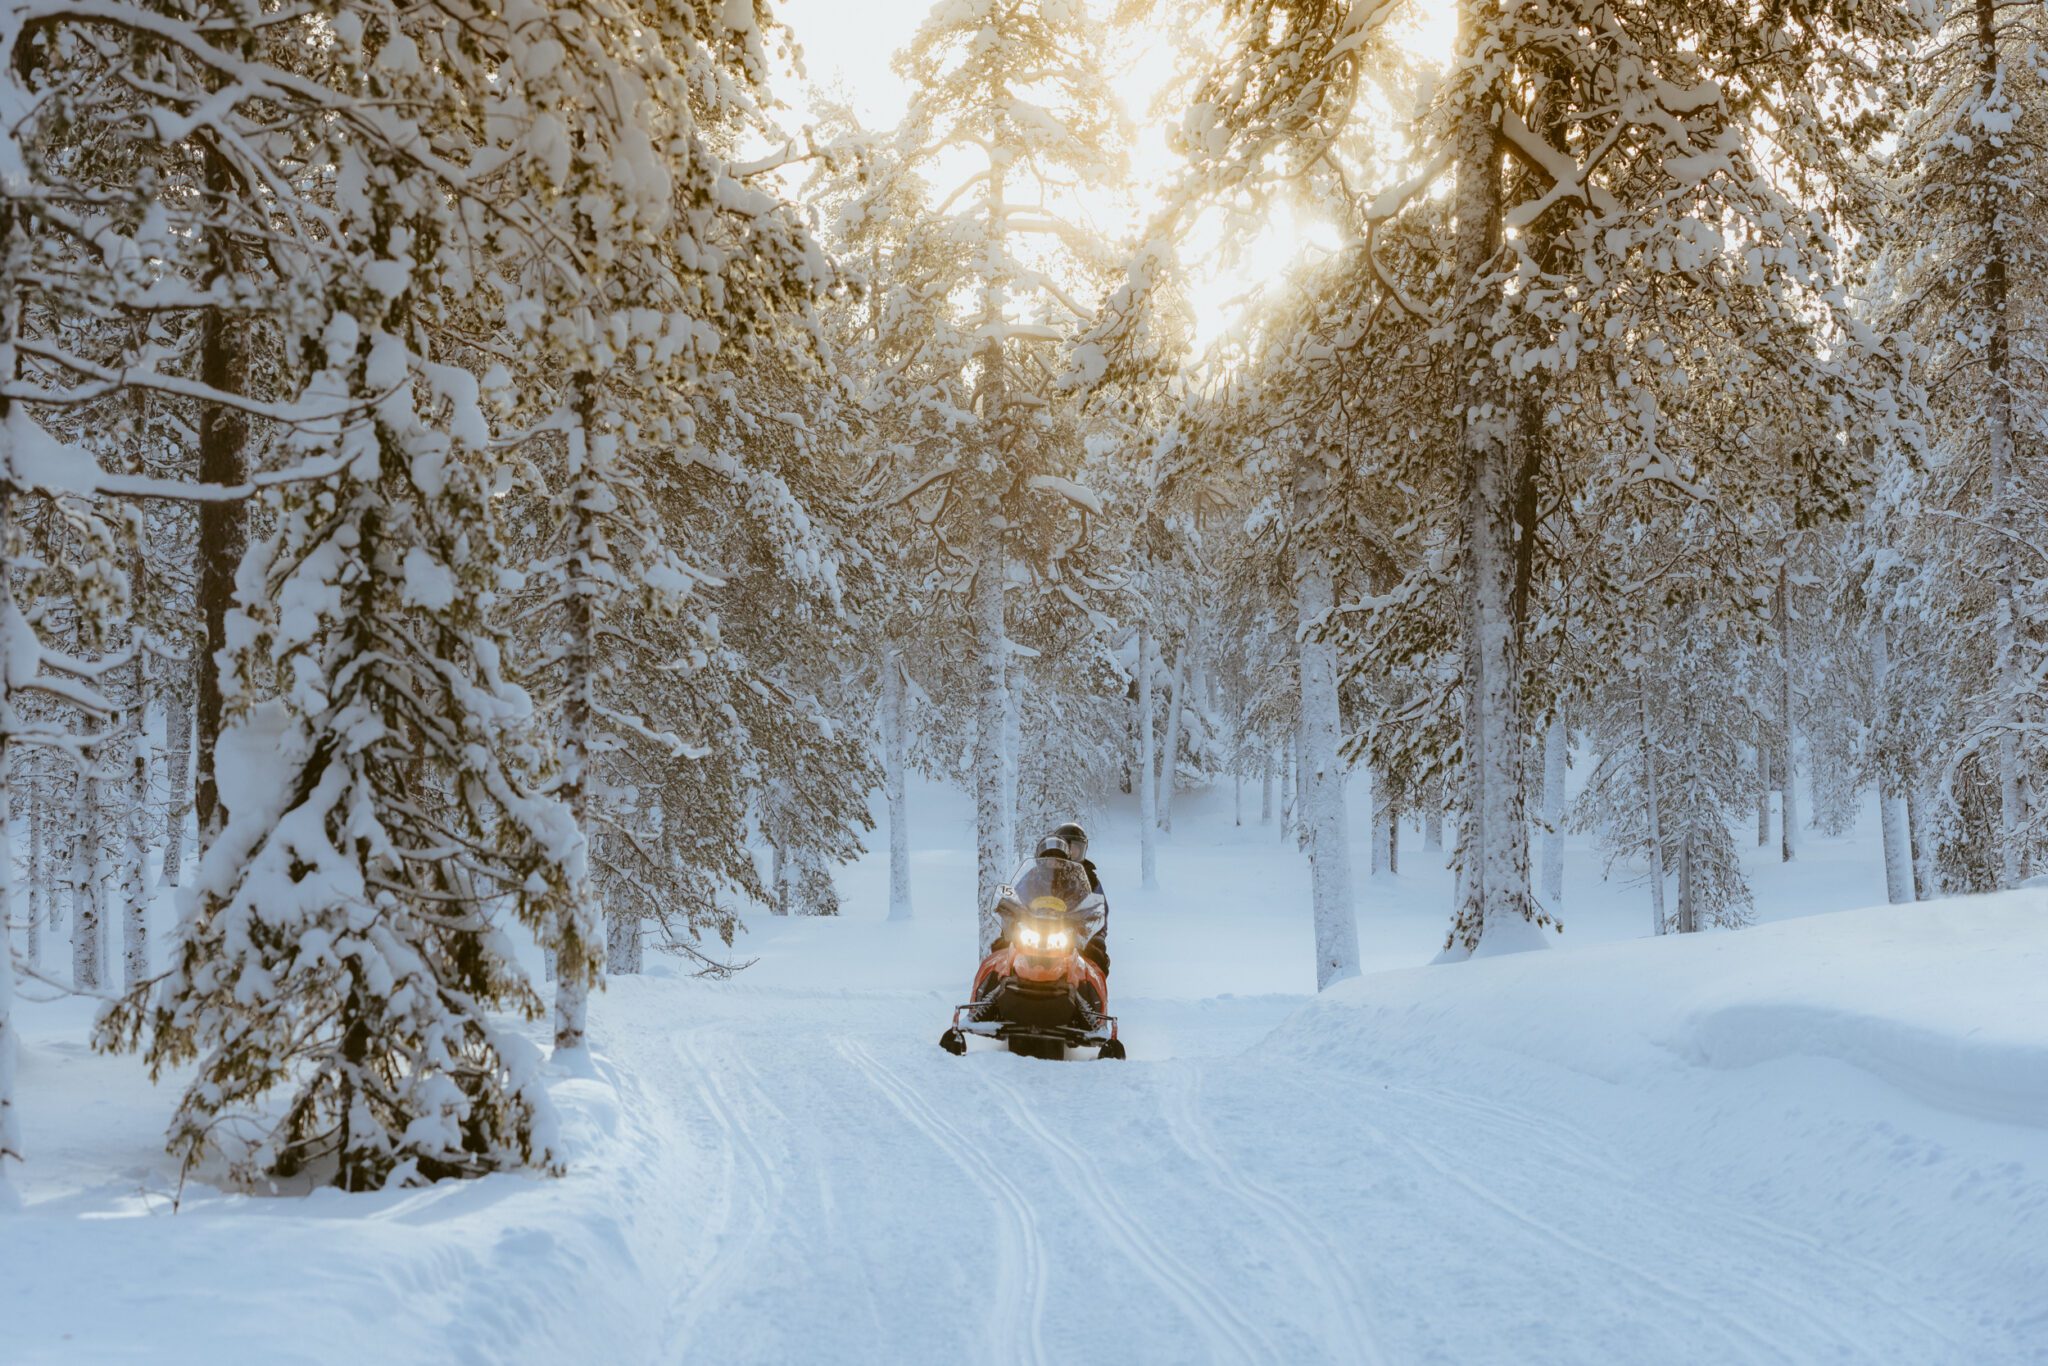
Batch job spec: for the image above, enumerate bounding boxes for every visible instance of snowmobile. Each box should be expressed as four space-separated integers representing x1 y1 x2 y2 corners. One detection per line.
939 852 1125 1060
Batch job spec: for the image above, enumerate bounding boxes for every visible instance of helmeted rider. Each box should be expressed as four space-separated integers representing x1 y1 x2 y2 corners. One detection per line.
1048 821 1110 975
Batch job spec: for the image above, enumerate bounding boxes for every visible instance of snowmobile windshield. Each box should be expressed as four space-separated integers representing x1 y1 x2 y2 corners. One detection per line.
1006 858 1099 920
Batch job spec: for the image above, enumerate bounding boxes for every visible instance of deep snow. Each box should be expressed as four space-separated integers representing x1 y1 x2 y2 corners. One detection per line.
3 776 2045 1363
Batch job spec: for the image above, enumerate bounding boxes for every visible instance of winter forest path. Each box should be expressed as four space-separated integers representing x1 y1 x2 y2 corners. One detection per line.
616 953 1995 1364
596 786 2040 1363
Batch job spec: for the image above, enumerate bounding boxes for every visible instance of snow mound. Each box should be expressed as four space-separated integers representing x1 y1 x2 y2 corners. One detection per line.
1270 892 2048 1128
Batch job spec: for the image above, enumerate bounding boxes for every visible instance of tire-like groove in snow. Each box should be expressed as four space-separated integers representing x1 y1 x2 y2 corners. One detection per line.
838 1039 1050 1366
1158 1063 1386 1365
978 1068 1274 1364
660 1031 787 1354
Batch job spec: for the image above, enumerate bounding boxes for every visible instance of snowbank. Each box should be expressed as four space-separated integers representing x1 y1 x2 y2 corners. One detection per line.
0 981 701 1365
1272 892 2048 1127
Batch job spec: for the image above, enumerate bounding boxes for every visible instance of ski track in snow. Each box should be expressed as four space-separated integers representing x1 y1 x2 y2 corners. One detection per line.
658 1030 788 1355
975 1066 1274 1363
838 1038 1051 1366
1156 1062 1386 1365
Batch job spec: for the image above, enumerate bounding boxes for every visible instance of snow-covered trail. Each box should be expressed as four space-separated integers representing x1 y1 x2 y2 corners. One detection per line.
614 956 2008 1366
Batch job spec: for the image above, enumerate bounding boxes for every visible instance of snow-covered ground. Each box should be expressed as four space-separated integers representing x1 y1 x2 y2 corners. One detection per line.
5 778 2045 1363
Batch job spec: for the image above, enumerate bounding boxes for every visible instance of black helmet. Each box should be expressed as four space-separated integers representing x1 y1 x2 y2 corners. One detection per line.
1035 834 1072 860
1052 821 1088 861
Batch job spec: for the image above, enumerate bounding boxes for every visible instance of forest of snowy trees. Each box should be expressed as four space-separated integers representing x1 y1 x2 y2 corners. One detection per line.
0 0 2042 1196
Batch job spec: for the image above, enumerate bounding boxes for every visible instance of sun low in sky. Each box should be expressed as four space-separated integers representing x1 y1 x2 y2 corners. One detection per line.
775 0 1459 350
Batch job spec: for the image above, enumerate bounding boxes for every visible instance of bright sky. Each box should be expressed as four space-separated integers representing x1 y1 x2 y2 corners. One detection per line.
774 0 1458 350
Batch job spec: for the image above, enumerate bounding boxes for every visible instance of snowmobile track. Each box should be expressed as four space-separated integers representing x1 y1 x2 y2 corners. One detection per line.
1158 1063 1385 1365
979 1070 1273 1364
661 1032 788 1352
838 1040 1051 1366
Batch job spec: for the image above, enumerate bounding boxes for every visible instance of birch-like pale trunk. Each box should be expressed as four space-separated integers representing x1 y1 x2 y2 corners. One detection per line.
121 495 150 990
1539 710 1566 916
1158 644 1189 834
1776 556 1801 862
72 773 102 990
1637 672 1668 936
1233 769 1242 826
1260 750 1274 824
1294 455 1359 989
1136 622 1159 891
1755 733 1771 847
1872 621 1912 904
1906 783 1934 899
25 781 41 965
882 653 912 919
1281 729 1298 841
1423 804 1443 854
0 755 17 1202
1001 666 1019 861
974 533 1012 951
161 676 192 887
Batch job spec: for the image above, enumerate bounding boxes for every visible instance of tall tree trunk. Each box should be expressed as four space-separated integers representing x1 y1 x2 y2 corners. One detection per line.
72 772 102 990
1539 709 1566 917
1136 622 1159 890
1975 0 2027 885
1776 553 1801 862
1676 832 1696 934
1873 621 1912 905
0 743 17 1201
1283 727 1299 842
1002 666 1019 861
1444 14 1537 956
1423 799 1443 854
1260 749 1274 825
193 147 249 854
1755 732 1771 847
1906 781 1934 900
882 652 912 920
1294 451 1359 989
974 533 1012 951
122 476 150 990
160 671 192 887
1637 672 1668 936
554 377 600 1054
25 777 42 965
1158 642 1190 833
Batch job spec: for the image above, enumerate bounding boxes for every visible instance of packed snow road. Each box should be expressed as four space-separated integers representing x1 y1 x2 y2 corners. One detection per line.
616 910 2037 1366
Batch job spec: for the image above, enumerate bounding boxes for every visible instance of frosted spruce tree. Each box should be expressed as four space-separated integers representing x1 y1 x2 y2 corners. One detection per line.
891 0 1129 947
1880 0 2048 886
93 0 593 1189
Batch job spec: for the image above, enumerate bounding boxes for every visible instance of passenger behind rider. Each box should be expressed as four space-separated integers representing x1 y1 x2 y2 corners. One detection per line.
988 822 1110 975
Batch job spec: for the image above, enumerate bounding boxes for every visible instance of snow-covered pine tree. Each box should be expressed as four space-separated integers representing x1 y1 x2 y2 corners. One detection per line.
91 0 601 1187
1880 0 2048 886
890 0 1130 948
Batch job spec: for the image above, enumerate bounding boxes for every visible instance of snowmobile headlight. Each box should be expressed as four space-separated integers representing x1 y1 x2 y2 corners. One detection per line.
1018 925 1042 949
1047 930 1071 950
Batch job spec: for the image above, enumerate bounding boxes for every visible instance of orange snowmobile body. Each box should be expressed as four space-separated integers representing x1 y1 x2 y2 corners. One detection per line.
940 857 1123 1060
